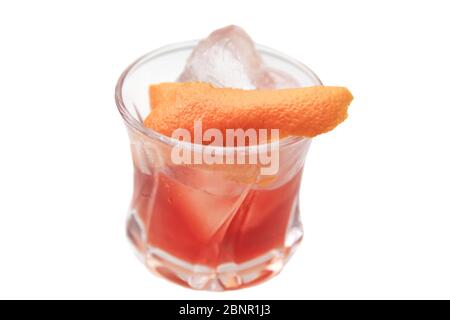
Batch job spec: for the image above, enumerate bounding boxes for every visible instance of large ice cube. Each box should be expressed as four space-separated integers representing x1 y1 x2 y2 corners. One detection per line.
179 25 262 89
178 25 299 89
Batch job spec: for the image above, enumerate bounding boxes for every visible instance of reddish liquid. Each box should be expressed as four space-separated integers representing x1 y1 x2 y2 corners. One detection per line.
132 168 302 267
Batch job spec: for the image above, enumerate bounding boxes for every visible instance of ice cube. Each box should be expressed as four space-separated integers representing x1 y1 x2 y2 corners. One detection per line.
179 25 298 89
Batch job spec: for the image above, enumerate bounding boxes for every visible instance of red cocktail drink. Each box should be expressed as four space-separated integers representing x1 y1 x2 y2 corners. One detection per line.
117 40 321 290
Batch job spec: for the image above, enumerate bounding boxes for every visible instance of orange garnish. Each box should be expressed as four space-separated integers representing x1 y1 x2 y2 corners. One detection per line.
145 82 353 139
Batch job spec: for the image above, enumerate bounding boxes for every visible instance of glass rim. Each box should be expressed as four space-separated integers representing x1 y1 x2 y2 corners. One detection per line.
115 40 322 152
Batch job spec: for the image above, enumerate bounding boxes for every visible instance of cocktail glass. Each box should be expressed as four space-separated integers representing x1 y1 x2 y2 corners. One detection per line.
115 41 322 290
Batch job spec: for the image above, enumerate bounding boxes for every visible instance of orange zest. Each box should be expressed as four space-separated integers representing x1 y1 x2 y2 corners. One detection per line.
144 82 353 138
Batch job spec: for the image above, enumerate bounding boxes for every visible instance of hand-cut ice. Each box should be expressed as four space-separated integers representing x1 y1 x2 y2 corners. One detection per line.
178 25 299 89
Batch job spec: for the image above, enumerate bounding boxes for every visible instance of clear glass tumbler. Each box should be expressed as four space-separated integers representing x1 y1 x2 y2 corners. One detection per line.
115 41 322 290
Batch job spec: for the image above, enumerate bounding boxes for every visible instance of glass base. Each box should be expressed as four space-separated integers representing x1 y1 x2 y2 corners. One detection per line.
127 211 303 291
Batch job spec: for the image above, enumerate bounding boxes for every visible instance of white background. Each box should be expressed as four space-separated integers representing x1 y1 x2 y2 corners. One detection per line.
0 0 449 300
